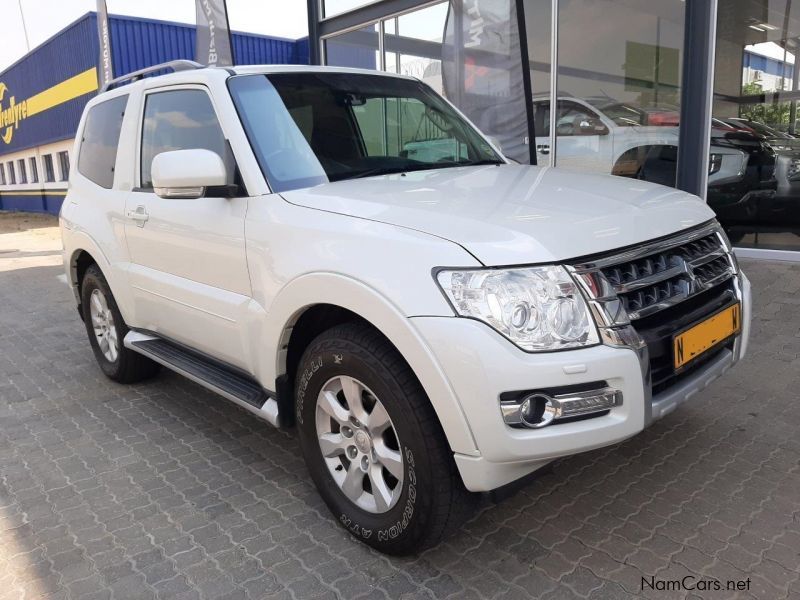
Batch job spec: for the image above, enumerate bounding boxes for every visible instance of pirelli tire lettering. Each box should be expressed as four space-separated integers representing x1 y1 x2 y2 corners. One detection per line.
296 355 323 426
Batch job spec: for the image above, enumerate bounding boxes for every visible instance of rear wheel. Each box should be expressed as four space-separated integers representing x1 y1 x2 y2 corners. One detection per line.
80 265 159 383
295 323 476 555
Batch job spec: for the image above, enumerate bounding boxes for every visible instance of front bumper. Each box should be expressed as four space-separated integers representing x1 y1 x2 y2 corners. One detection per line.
411 271 751 492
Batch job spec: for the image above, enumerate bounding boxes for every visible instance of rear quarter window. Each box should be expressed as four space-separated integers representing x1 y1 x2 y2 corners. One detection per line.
78 94 129 189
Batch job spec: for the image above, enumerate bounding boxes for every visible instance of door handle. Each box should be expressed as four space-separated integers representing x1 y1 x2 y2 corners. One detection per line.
126 205 149 227
537 144 550 155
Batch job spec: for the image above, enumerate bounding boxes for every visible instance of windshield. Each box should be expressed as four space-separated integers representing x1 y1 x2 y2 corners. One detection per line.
228 72 503 193
730 119 790 139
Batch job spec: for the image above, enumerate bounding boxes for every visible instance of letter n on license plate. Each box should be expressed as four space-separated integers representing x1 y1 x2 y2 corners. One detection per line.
673 303 741 369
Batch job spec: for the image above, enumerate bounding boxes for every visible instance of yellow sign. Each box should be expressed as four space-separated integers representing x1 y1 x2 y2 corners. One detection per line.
0 68 98 145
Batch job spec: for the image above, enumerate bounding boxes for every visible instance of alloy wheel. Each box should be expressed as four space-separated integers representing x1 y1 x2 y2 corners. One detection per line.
89 289 119 363
315 375 404 513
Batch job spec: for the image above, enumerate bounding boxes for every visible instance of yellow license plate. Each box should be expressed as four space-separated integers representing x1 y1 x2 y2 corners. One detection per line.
673 303 741 369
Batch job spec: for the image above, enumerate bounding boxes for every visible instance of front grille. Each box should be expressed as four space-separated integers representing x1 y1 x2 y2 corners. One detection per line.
599 232 734 320
570 223 739 396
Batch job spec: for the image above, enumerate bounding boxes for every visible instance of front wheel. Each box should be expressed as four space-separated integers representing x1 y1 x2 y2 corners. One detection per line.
295 323 475 555
80 265 160 383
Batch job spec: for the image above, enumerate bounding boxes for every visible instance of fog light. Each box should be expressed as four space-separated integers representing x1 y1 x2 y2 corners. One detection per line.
501 385 622 428
519 393 559 428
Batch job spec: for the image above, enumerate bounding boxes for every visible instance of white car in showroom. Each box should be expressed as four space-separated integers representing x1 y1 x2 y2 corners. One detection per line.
61 62 751 555
531 95 750 182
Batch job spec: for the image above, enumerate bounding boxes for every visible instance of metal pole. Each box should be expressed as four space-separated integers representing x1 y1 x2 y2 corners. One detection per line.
222 0 235 66
676 0 718 199
17 0 31 51
307 0 321 65
548 0 559 166
790 49 799 134
516 0 537 165
17 0 47 210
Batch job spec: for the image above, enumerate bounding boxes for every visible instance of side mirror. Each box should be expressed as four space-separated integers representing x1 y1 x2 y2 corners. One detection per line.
578 118 609 136
151 149 228 199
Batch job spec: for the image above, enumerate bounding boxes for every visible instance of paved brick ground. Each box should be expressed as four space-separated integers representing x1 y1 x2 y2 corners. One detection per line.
1 233 799 599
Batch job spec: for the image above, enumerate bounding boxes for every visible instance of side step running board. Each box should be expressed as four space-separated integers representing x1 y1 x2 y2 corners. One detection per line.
124 331 281 427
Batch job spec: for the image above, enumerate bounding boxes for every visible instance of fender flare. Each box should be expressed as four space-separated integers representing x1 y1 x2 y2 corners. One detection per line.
64 230 134 319
256 272 480 456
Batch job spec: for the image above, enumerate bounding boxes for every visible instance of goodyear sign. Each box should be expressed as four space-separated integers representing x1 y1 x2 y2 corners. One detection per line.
0 68 98 146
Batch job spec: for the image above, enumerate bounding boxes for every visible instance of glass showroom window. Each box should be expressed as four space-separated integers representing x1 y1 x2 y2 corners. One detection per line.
43 154 55 182
324 23 380 70
29 157 38 183
384 3 447 94
322 0 375 18
527 0 685 178
711 0 800 252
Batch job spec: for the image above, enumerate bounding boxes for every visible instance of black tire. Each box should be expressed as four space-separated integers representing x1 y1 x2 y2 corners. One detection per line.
295 322 476 555
80 265 160 383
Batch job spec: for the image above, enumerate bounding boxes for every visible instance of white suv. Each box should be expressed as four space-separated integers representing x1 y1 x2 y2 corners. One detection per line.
61 62 751 555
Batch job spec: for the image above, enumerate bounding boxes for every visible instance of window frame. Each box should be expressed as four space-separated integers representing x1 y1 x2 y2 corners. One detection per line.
57 151 70 182
135 83 230 192
43 154 55 183
17 158 27 184
29 157 39 183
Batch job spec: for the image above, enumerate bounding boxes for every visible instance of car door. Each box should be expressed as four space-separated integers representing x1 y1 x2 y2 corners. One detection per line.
551 101 613 173
124 85 253 370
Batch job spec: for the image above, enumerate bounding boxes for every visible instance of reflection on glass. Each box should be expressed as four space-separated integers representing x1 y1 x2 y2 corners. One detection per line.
543 0 686 179
712 0 800 250
324 24 379 70
386 3 447 93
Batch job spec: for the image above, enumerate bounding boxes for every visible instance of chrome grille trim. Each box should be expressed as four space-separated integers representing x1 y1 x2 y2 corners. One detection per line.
568 221 737 325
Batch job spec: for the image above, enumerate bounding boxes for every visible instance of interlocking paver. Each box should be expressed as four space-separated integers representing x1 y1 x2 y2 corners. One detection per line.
1 218 800 600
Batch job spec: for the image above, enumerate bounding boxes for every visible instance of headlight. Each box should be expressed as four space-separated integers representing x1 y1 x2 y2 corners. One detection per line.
708 153 723 175
435 265 599 351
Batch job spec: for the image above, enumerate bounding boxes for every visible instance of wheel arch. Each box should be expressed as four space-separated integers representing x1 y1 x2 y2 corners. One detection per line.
260 272 478 456
69 248 103 319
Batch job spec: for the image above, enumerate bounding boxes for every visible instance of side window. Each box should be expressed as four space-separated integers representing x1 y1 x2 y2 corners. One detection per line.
78 95 128 189
43 154 55 182
140 89 226 189
29 157 38 183
57 151 70 181
0 163 5 186
7 162 15 185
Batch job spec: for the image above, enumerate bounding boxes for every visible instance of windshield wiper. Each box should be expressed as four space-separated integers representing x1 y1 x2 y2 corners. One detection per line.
457 159 504 166
346 159 502 181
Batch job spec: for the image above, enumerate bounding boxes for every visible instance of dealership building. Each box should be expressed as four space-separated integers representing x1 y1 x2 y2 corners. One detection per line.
2 1 800 260
0 12 307 214
306 0 800 260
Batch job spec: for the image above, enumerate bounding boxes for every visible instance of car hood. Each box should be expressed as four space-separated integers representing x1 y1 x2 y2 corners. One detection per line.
279 164 716 266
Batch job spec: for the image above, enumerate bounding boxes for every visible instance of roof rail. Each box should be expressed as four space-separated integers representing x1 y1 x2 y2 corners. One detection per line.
101 60 205 92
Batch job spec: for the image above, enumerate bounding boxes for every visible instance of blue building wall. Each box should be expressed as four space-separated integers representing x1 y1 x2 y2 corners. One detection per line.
743 50 794 80
108 13 308 77
0 11 308 214
0 16 97 155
